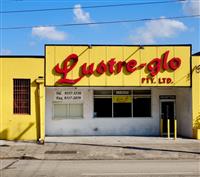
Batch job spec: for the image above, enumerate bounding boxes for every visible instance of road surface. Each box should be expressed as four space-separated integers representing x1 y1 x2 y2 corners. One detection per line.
1 159 199 177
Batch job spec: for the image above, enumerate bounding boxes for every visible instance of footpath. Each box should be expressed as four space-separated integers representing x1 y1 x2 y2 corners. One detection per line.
0 136 199 160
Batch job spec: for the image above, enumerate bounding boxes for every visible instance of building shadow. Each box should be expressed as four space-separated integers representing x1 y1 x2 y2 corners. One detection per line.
14 123 34 140
0 129 8 139
59 142 200 155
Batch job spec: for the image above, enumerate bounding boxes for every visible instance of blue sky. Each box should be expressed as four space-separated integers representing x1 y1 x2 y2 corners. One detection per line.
0 0 199 55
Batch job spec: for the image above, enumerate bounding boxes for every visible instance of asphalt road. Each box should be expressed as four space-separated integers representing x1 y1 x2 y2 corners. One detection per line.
0 159 199 177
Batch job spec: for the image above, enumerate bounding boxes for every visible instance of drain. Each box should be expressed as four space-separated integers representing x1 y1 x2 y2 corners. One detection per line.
0 144 10 147
124 152 136 156
45 150 77 154
20 155 38 160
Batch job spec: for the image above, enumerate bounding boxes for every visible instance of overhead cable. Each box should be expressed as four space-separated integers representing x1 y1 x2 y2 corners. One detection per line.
1 14 199 30
0 0 185 14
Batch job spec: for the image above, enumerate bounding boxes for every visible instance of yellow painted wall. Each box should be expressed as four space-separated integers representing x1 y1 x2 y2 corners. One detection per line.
46 45 191 87
0 57 44 140
192 55 200 139
0 46 196 140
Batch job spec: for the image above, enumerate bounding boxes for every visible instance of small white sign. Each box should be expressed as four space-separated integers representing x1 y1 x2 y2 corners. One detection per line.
54 90 83 102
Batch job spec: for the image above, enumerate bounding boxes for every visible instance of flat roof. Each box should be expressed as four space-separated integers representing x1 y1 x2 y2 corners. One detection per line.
0 55 44 58
192 52 200 56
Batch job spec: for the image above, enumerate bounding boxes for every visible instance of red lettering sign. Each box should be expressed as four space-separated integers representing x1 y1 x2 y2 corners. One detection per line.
54 50 181 85
54 54 83 84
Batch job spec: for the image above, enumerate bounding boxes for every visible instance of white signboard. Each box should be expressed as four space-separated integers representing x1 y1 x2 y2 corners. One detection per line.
54 90 83 102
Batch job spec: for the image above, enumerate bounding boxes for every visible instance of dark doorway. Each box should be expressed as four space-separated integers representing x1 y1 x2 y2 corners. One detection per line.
160 101 175 136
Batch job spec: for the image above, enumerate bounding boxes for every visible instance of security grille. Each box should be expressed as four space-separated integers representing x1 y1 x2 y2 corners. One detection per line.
13 79 30 114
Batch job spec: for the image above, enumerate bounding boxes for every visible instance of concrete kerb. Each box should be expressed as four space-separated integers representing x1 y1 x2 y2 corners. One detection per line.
44 136 199 144
0 137 200 161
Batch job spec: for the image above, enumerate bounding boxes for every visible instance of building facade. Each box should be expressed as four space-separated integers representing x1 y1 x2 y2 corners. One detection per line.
0 45 200 141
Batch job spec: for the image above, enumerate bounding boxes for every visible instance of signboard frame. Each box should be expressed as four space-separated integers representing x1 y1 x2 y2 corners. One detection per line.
45 44 192 87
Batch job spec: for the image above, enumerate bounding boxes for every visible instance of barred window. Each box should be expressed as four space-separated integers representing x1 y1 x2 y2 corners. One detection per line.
13 79 30 114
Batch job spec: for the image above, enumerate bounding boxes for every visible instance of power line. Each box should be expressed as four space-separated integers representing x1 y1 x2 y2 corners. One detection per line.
0 0 185 14
1 14 199 30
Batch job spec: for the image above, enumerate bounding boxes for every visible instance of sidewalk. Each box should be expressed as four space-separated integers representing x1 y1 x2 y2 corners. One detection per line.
0 136 200 160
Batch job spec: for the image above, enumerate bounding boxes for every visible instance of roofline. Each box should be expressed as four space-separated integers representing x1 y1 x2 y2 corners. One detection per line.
192 52 200 56
45 44 192 47
0 44 193 57
0 55 44 58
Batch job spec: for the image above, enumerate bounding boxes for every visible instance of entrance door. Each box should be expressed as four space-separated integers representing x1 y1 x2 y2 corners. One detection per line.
160 100 175 136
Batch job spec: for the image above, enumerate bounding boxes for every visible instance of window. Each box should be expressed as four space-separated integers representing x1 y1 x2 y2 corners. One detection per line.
94 90 151 118
133 90 151 117
94 90 112 117
113 103 132 117
53 103 83 119
13 79 30 114
113 90 132 117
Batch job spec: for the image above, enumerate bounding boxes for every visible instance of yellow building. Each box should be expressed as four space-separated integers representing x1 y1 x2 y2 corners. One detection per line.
192 52 200 139
0 56 44 141
0 45 199 141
